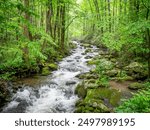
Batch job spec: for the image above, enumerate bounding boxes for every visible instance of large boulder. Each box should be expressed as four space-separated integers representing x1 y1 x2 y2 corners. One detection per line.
75 89 111 113
75 83 87 99
128 82 145 90
124 62 148 80
41 67 51 76
106 69 119 77
48 63 58 71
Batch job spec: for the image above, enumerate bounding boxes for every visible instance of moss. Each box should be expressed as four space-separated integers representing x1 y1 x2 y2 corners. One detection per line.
85 79 96 84
74 106 83 113
87 59 99 65
48 63 58 70
114 76 134 82
75 83 87 98
85 88 121 107
57 55 64 61
128 82 145 90
85 49 92 53
76 73 98 80
41 67 51 76
76 73 86 79
124 62 148 80
69 41 77 49
106 69 119 77
82 43 91 48
75 87 121 113
85 83 99 89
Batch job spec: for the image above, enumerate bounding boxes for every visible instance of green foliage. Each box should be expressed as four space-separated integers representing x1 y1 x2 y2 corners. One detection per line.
27 41 47 65
0 0 75 79
102 32 123 51
95 59 112 87
0 45 23 69
116 88 150 113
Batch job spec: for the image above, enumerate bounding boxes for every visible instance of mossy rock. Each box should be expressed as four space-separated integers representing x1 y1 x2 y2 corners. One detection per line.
92 102 110 113
128 82 145 90
99 50 109 55
110 58 117 63
75 100 85 107
74 106 83 113
82 43 91 48
87 59 99 65
69 41 77 49
76 73 98 80
57 55 64 61
76 73 86 79
41 67 51 76
85 73 99 79
75 83 87 98
124 62 148 80
85 83 99 89
75 99 109 113
85 55 93 59
114 76 134 82
48 63 58 71
85 79 96 84
106 69 119 77
85 88 121 107
85 49 92 53
99 58 114 70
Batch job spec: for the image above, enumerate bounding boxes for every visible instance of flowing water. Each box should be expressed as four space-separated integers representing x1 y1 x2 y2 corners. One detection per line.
2 41 99 113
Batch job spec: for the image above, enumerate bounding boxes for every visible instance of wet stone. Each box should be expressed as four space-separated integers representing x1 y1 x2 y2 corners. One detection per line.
66 81 77 86
75 56 81 59
67 60 74 62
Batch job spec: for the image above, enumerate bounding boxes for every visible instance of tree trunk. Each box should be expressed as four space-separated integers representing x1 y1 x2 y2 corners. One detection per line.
60 2 66 52
146 8 150 79
108 0 111 32
46 0 53 36
23 0 32 40
54 0 60 41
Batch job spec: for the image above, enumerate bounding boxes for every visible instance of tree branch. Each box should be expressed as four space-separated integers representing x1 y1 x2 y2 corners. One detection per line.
141 0 150 10
65 16 78 31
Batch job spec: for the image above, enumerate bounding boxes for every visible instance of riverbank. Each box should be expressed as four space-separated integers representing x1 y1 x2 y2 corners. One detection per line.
74 40 149 113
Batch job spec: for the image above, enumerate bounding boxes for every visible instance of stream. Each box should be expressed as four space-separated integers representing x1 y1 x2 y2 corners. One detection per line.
2 41 99 113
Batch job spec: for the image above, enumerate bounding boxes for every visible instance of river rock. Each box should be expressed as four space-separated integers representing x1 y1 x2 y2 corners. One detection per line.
67 59 74 62
128 82 145 90
82 43 91 48
87 59 99 65
124 62 148 80
85 49 92 53
75 95 110 113
75 56 81 59
66 81 76 86
41 67 51 76
75 83 87 99
48 63 58 71
85 55 93 59
106 69 119 77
